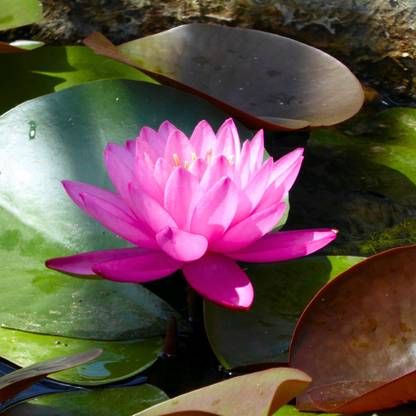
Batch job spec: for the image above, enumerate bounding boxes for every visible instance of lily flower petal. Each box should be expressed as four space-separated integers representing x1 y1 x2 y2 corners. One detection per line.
158 120 178 141
106 142 136 172
46 247 152 276
156 226 208 262
225 229 338 262
191 177 238 242
92 250 183 283
188 157 208 183
138 126 165 159
249 129 265 173
190 120 217 158
136 154 164 205
154 157 174 191
80 192 158 250
200 155 231 192
164 130 194 168
209 202 286 253
164 167 204 231
182 252 253 311
216 118 241 161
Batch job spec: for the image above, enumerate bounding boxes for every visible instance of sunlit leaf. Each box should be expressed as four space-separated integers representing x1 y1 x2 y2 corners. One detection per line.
0 0 43 31
84 25 364 132
133 368 311 416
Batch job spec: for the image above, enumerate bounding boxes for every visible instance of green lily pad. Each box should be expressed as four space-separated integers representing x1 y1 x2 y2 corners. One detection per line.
2 385 169 416
0 80 256 339
272 405 340 416
133 368 311 416
84 26 363 131
0 349 101 403
204 256 364 369
0 46 156 115
0 328 162 385
0 0 43 31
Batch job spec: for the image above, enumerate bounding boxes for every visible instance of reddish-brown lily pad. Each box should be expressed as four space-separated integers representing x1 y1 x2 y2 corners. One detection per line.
133 368 311 416
290 245 416 413
83 24 363 131
0 349 102 403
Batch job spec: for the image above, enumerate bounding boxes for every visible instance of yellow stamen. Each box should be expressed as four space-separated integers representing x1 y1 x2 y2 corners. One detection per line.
227 155 234 165
185 160 189 169
173 153 180 167
192 152 197 162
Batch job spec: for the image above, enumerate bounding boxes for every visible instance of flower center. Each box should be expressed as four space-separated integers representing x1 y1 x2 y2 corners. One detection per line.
172 149 234 169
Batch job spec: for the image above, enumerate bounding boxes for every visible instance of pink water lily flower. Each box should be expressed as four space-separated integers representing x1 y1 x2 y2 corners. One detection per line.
46 119 337 311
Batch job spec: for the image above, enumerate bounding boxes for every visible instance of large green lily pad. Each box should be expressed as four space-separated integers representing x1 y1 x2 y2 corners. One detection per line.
290 245 416 413
84 25 363 131
0 46 155 115
0 349 101 403
0 328 162 385
2 385 169 416
205 256 364 369
0 80 255 339
134 368 311 416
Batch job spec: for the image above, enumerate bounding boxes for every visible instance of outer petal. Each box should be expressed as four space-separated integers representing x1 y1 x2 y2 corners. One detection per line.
213 122 238 161
154 157 174 191
135 135 158 163
249 129 265 173
232 139 251 189
105 147 137 203
92 250 183 283
155 227 208 262
138 126 165 158
209 202 286 253
128 182 177 235
190 120 217 159
191 177 238 242
188 157 208 183
81 193 159 250
62 180 131 216
136 154 164 205
46 247 151 276
106 142 136 172
164 167 204 231
270 148 304 183
182 252 253 311
225 229 338 262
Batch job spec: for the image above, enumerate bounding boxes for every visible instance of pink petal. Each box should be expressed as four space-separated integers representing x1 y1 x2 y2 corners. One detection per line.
164 167 204 231
249 129 265 173
188 157 208 183
200 155 231 192
154 157 174 191
138 126 165 159
128 182 177 235
81 193 159 250
182 252 253 311
124 139 136 156
216 118 241 161
135 135 158 163
209 202 287 253
106 142 136 172
270 148 304 183
233 139 251 189
190 120 217 159
273 156 304 195
213 122 238 161
164 130 195 168
231 157 273 226
46 247 151 276
191 177 238 242
158 120 178 141
136 154 164 205
104 147 137 203
225 229 338 262
155 227 208 262
62 180 131 216
92 250 183 283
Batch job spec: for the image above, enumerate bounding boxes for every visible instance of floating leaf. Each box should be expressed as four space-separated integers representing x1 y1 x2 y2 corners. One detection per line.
290 245 416 413
205 256 364 369
0 0 43 31
0 349 101 403
0 80 255 339
0 328 162 385
2 385 168 416
133 368 311 416
83 25 364 131
0 46 155 115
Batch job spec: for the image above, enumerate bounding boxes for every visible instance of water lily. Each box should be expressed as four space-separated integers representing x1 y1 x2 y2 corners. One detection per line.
46 119 337 311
